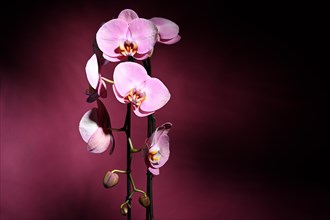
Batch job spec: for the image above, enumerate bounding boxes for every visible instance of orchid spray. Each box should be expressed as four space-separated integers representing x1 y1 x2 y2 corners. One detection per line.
79 9 180 220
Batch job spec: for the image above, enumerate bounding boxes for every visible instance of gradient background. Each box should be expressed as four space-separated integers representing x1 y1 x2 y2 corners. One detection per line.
1 1 328 220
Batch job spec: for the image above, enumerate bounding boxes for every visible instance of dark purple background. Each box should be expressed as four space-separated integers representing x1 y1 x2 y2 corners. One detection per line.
1 1 328 220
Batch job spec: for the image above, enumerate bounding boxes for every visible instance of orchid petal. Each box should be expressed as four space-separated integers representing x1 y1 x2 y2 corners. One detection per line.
85 55 107 98
112 85 125 104
148 167 160 175
152 135 170 168
78 100 113 154
79 108 99 143
158 35 181 45
103 53 125 62
96 100 115 154
150 17 179 42
133 51 152 61
129 19 157 54
87 127 111 153
85 54 99 89
149 146 160 154
113 62 149 97
118 9 139 22
144 123 172 172
140 78 170 112
134 107 154 117
96 19 128 57
150 122 172 146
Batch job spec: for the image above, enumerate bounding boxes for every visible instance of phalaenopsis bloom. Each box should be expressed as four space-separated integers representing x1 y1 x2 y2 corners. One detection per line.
96 9 157 62
143 122 172 175
85 54 107 102
150 17 181 44
96 9 180 62
79 100 114 154
113 61 170 117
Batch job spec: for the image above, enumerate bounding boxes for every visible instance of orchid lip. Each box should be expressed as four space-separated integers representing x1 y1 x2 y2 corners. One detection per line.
119 40 138 56
148 146 161 163
124 87 146 109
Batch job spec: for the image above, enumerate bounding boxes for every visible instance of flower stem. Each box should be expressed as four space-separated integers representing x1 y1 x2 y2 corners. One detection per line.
123 173 147 207
124 56 135 220
112 169 127 174
101 77 114 84
128 137 142 153
125 103 132 220
146 114 155 220
143 57 155 220
129 174 146 195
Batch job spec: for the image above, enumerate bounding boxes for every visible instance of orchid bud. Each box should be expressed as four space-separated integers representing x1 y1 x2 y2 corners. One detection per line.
120 203 129 216
103 171 119 188
139 194 150 207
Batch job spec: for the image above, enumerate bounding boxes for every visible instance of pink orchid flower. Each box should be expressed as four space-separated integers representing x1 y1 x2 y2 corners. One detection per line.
143 122 172 175
113 61 170 117
96 9 158 62
85 54 107 101
150 17 181 44
79 100 114 154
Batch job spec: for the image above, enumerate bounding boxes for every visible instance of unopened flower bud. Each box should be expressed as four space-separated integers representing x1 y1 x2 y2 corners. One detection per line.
120 203 129 216
139 194 150 207
103 171 119 188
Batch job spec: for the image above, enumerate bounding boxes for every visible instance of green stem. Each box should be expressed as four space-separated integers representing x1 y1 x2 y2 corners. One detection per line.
123 174 147 205
143 57 155 220
112 169 127 174
128 137 142 153
101 76 114 84
129 174 146 195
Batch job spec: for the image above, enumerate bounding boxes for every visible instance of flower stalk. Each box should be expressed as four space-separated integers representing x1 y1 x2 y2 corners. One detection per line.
101 77 114 84
144 57 156 220
125 102 132 220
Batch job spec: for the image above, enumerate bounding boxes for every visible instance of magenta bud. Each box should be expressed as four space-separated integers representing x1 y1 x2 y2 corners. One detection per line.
103 171 119 188
139 194 150 207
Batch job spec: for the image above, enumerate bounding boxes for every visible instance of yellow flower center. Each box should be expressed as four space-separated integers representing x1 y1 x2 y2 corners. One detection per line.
148 147 161 162
119 40 138 56
124 88 146 109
